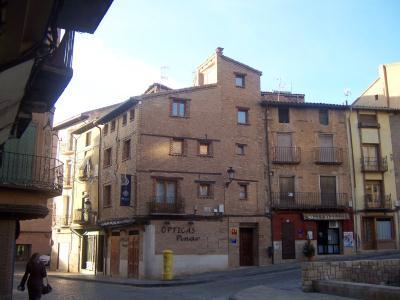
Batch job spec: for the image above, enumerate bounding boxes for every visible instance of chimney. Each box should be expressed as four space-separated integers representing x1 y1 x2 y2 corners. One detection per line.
216 47 224 55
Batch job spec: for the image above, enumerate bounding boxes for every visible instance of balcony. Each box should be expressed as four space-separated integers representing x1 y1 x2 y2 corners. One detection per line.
314 148 343 164
0 151 63 196
53 215 71 227
149 196 185 214
358 121 380 128
271 192 348 210
361 157 388 172
272 147 301 164
364 194 392 210
73 209 97 225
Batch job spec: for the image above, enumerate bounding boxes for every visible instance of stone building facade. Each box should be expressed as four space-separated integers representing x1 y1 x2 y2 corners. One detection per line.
96 48 272 279
261 98 354 263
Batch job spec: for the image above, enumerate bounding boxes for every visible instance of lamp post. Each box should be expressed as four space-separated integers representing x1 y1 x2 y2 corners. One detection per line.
226 167 235 187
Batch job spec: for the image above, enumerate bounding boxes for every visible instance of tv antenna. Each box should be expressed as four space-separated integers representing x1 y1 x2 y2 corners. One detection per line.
160 66 169 84
344 88 352 104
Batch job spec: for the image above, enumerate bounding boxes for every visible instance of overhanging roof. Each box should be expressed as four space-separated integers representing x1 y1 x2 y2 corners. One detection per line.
261 100 348 110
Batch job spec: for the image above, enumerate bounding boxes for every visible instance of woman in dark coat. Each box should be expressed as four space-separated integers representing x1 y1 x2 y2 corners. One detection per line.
18 253 47 300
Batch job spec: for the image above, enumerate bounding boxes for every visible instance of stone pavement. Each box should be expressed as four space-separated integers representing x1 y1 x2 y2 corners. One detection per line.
229 285 354 300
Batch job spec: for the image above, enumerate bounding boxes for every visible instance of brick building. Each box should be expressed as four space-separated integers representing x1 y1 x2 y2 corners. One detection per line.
261 97 354 262
96 48 272 279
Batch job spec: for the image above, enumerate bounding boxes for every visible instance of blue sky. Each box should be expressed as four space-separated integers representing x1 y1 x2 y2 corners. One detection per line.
55 0 400 122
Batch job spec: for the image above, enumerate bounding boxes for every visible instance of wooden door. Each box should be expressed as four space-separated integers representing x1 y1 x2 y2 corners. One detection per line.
281 222 295 259
110 233 120 276
128 231 139 278
363 218 376 250
239 228 254 266
320 176 337 206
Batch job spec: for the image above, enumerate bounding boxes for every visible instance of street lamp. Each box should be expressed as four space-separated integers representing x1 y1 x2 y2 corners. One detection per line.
226 167 235 187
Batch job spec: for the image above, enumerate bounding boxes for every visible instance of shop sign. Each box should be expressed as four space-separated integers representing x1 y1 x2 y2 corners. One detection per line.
161 225 200 242
303 213 350 221
231 227 238 235
343 232 354 247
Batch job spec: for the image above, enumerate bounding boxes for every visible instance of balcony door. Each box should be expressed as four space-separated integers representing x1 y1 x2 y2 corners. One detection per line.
362 144 378 170
319 134 334 162
156 179 177 206
320 176 337 207
279 176 295 206
277 133 293 162
365 181 382 208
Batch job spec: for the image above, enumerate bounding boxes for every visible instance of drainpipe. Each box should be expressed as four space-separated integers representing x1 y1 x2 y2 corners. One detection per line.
264 106 274 264
347 107 358 253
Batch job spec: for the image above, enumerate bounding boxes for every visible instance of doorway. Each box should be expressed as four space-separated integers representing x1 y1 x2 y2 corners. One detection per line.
110 232 120 276
281 221 296 259
239 227 255 266
128 231 139 278
317 221 340 254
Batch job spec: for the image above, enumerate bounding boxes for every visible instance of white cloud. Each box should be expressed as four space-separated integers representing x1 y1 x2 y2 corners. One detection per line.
54 34 182 123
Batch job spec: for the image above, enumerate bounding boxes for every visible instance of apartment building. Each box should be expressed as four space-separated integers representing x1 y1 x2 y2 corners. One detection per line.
349 62 400 251
96 48 271 279
51 105 117 274
261 95 354 262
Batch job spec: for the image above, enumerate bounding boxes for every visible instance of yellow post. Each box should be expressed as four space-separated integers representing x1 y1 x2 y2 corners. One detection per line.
162 249 173 280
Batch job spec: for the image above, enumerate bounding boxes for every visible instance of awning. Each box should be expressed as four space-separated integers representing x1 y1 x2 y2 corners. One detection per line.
303 213 350 221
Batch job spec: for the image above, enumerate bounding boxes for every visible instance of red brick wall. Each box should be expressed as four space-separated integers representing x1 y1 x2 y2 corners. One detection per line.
272 212 317 241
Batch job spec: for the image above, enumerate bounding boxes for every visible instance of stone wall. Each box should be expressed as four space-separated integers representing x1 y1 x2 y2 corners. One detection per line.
302 259 400 292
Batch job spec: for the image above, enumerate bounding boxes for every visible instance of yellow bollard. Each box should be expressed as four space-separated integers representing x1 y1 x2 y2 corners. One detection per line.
162 249 173 280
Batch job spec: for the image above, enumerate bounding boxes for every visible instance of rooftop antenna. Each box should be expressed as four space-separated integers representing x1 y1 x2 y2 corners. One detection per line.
344 88 352 105
160 65 169 84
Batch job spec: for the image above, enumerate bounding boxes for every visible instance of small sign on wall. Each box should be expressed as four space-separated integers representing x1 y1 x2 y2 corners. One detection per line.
343 232 354 247
231 227 238 236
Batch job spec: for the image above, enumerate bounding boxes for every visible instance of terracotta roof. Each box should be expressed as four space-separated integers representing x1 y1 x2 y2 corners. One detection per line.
351 105 400 112
260 100 348 110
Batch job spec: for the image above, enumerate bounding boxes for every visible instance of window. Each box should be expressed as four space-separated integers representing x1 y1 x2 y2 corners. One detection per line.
171 99 188 118
376 219 392 240
320 176 337 206
359 114 378 127
155 179 177 203
319 109 329 125
103 123 108 136
198 183 213 198
122 139 131 160
318 134 335 162
103 184 112 207
85 131 91 147
170 139 184 156
65 160 72 186
235 73 245 88
236 143 246 155
198 141 212 156
239 183 248 200
362 144 379 170
104 147 112 167
365 181 382 204
122 113 127 126
279 176 295 202
237 108 249 124
278 107 289 123
276 133 294 162
129 109 135 121
111 120 116 132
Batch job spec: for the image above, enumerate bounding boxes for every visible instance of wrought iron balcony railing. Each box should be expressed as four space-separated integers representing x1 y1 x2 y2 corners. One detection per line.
53 215 71 227
149 196 185 214
272 147 301 164
364 194 391 210
0 151 63 196
271 192 348 210
73 209 97 225
314 147 343 164
361 157 388 172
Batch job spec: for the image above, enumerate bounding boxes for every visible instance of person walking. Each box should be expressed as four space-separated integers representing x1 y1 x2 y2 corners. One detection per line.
18 253 47 300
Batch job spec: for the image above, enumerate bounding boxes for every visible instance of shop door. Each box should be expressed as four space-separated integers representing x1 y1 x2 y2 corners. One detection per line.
362 218 376 250
239 228 254 266
128 231 139 278
317 221 340 254
281 222 295 259
110 232 120 276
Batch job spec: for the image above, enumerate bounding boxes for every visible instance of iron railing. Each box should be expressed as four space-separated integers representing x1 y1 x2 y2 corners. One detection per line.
314 147 343 164
361 156 388 172
0 151 63 196
272 147 301 164
271 192 348 210
149 196 185 214
364 194 391 210
73 209 97 225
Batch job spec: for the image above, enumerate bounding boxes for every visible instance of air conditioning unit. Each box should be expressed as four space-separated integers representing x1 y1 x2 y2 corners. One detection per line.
329 221 339 228
218 204 224 213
